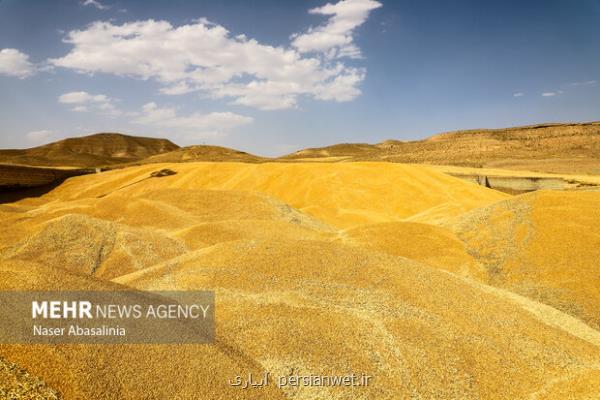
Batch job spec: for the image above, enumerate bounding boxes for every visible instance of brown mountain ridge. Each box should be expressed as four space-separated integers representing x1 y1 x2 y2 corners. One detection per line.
139 145 265 164
3 122 600 174
0 133 179 168
2 122 600 194
283 121 600 175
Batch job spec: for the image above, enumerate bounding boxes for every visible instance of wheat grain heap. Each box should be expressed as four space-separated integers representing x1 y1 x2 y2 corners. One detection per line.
1 161 599 399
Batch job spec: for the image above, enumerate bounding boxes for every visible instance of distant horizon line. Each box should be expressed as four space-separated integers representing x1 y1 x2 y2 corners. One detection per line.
6 119 599 155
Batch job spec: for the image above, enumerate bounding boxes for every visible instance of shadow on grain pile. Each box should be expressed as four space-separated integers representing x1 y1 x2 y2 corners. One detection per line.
0 181 66 204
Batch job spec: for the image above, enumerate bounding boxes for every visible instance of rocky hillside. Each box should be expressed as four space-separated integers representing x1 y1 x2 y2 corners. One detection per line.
0 133 179 168
283 122 600 174
138 145 265 164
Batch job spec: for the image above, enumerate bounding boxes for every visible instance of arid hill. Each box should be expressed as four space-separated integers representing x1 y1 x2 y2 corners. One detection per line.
3 121 600 173
283 122 600 175
0 137 268 191
137 145 265 164
0 133 179 168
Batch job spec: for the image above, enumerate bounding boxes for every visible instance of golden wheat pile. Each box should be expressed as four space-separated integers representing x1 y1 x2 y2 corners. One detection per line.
1 162 599 399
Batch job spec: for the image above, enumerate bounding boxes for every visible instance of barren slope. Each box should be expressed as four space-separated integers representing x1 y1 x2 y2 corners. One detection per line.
138 145 266 164
283 122 600 175
0 133 179 168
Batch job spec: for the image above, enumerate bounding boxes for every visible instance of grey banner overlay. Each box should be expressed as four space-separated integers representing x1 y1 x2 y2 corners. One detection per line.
0 291 214 344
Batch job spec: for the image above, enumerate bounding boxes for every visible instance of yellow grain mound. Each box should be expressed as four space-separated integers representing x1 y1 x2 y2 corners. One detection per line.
449 190 600 330
47 162 507 228
2 213 186 279
115 239 600 399
340 221 488 281
0 259 286 400
0 355 60 400
1 161 599 400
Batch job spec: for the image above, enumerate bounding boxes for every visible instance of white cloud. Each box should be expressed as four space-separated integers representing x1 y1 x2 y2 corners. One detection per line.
0 48 35 78
58 91 122 116
81 0 109 10
133 102 253 138
50 1 378 110
567 80 597 87
291 0 382 59
26 130 55 143
314 68 364 100
513 92 524 97
57 91 250 138
542 90 564 97
58 91 107 104
159 82 194 95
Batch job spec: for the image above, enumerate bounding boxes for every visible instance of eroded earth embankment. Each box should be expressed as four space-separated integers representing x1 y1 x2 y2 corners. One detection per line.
0 164 93 190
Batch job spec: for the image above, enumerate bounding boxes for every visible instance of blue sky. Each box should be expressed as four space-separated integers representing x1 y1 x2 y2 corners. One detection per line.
0 0 599 155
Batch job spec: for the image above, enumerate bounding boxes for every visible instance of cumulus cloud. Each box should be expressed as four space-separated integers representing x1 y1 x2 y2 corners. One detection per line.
513 92 524 97
0 48 35 78
133 102 253 138
291 0 382 59
58 91 122 116
314 68 364 100
49 1 379 110
58 92 251 138
81 0 109 10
